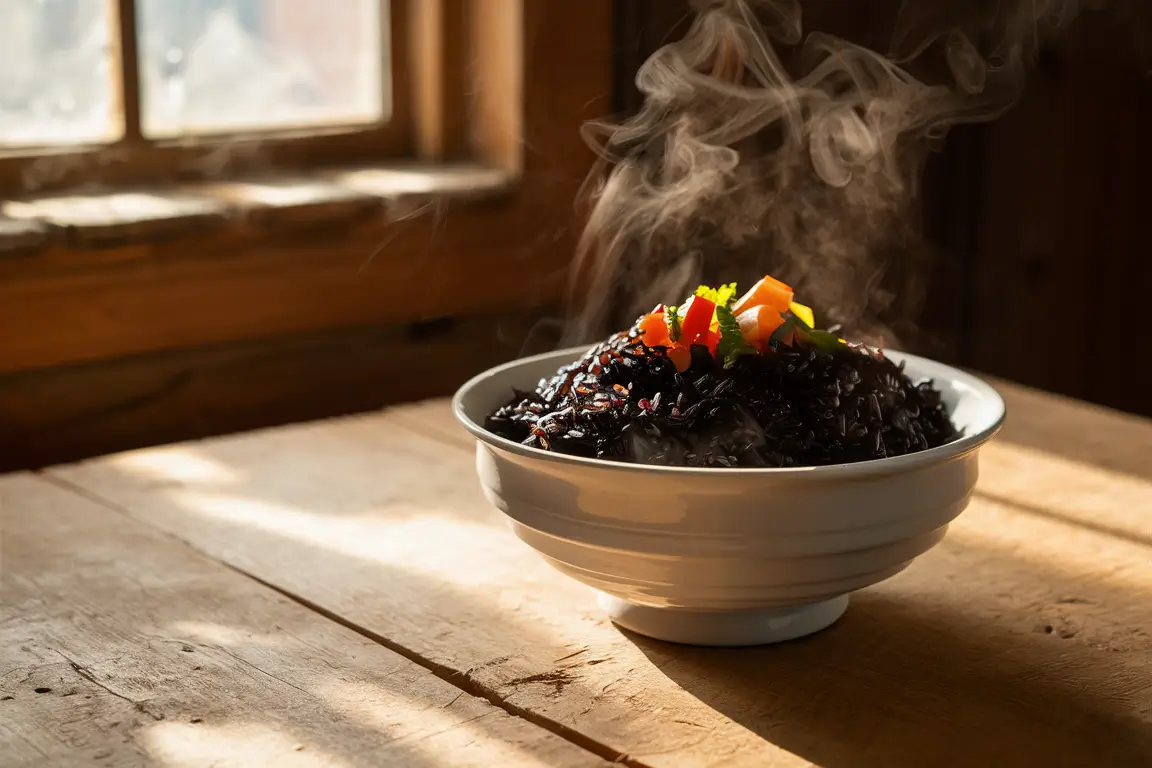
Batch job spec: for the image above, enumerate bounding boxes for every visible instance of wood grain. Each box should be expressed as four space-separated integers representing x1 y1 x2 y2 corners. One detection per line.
49 383 1152 768
410 0 470 161
0 473 612 768
0 309 553 471
0 201 558 375
469 0 524 172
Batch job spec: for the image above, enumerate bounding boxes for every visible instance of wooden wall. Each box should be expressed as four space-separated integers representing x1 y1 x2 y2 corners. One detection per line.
613 1 1152 419
962 16 1152 417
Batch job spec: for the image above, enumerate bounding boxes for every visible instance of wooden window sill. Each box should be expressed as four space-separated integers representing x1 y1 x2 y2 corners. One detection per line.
0 162 555 376
0 217 50 259
0 163 515 251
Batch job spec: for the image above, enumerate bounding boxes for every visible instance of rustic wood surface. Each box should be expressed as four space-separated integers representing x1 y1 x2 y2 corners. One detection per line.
0 309 554 472
0 473 612 767
30 379 1151 767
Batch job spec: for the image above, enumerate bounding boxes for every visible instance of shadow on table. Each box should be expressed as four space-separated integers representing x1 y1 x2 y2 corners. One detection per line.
625 588 1152 768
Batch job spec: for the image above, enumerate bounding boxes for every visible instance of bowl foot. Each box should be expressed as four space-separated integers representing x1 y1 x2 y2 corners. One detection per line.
598 593 850 647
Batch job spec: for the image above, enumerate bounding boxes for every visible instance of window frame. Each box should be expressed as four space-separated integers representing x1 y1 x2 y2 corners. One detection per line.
0 0 414 195
0 0 613 376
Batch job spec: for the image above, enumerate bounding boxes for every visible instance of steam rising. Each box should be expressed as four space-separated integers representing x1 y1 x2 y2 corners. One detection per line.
565 0 1120 344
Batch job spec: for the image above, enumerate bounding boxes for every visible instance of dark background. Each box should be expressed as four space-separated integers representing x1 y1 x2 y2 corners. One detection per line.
613 0 1152 419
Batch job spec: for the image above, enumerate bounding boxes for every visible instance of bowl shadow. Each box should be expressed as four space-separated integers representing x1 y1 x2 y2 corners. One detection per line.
624 588 1152 768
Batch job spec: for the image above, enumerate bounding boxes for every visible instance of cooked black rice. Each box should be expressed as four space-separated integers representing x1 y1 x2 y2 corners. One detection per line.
485 327 959 468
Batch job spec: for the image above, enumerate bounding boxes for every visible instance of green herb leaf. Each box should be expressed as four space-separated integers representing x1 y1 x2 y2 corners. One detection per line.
715 305 757 365
795 325 847 352
768 313 797 350
694 282 739 308
764 308 846 352
664 304 682 341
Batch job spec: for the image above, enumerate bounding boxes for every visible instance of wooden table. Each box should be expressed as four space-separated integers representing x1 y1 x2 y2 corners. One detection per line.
3 381 1151 767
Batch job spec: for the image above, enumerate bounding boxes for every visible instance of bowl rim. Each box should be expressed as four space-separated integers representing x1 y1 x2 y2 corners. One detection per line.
452 345 1006 480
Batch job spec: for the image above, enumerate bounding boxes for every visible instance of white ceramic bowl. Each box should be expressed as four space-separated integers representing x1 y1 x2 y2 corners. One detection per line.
453 347 1005 646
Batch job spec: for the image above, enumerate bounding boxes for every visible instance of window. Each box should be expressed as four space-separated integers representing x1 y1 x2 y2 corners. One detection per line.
0 0 407 192
0 0 118 146
136 0 387 137
0 1 611 398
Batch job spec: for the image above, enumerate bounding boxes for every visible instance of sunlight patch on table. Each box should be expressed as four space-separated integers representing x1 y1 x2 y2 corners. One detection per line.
172 490 513 584
980 441 1152 546
111 448 241 486
951 498 1152 594
312 677 483 740
142 721 347 768
168 488 605 640
311 678 566 768
164 620 286 649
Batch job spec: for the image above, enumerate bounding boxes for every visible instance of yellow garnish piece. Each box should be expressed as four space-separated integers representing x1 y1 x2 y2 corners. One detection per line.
789 301 815 328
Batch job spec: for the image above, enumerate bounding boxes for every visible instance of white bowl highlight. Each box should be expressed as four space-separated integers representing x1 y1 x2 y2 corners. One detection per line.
453 347 1005 646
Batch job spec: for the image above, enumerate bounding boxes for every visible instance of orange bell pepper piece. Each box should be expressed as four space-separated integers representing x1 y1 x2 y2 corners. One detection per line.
736 305 787 344
733 274 794 317
638 307 671 347
667 345 692 372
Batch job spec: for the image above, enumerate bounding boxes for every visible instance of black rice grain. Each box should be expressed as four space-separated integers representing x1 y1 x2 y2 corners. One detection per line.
484 328 959 468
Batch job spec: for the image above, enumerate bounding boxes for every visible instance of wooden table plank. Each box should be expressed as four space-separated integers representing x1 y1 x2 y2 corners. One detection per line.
47 386 1152 768
0 474 612 768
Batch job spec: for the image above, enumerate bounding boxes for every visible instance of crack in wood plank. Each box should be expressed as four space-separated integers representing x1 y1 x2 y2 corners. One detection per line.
502 670 578 696
554 648 590 663
212 646 312 698
55 652 165 722
396 711 500 747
